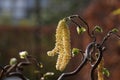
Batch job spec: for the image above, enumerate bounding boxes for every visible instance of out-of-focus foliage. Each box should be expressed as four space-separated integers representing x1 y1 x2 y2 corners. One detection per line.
41 0 91 25
0 0 91 26
18 15 37 26
0 14 36 26
112 8 120 15
0 15 12 26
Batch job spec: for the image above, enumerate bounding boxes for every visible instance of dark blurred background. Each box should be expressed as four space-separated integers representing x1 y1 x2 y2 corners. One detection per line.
0 0 120 80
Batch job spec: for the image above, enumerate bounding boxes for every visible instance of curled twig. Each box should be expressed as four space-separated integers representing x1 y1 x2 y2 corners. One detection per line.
67 15 94 39
0 54 42 80
57 15 120 80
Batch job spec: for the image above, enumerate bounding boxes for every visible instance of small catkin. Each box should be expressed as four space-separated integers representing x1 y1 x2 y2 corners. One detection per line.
47 19 71 71
97 58 104 80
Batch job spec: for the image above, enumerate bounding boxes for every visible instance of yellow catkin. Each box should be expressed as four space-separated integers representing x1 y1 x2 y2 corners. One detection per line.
47 19 71 71
58 23 71 71
97 58 104 80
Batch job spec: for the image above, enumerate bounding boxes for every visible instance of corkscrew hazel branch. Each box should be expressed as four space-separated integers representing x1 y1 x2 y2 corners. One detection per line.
67 15 95 39
90 28 120 80
0 52 42 80
57 15 120 80
57 42 96 80
0 66 3 70
100 29 120 47
57 15 100 80
90 44 103 80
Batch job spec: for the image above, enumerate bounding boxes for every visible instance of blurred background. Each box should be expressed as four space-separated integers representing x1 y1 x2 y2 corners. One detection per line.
0 0 120 80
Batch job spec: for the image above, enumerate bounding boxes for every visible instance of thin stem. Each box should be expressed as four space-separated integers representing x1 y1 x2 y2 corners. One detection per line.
100 31 111 47
0 65 11 79
70 19 82 27
90 46 103 80
5 64 17 76
112 32 120 39
57 42 95 80
0 66 5 71
16 60 30 72
100 31 120 47
91 29 97 42
57 50 87 80
27 55 42 69
77 16 92 38
68 15 93 39
57 57 87 80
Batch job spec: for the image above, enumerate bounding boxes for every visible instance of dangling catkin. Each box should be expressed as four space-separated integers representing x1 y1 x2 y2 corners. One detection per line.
47 19 71 71
97 58 104 80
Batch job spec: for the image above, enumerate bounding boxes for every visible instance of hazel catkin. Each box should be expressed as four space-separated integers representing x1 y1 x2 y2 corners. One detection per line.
47 19 71 71
97 58 104 80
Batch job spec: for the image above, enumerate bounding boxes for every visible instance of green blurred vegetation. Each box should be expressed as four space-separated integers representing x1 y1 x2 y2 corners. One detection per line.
112 8 120 15
0 0 91 26
40 0 91 25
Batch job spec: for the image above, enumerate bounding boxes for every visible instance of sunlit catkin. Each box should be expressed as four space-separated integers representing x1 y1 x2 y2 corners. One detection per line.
47 19 71 71
97 58 104 80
